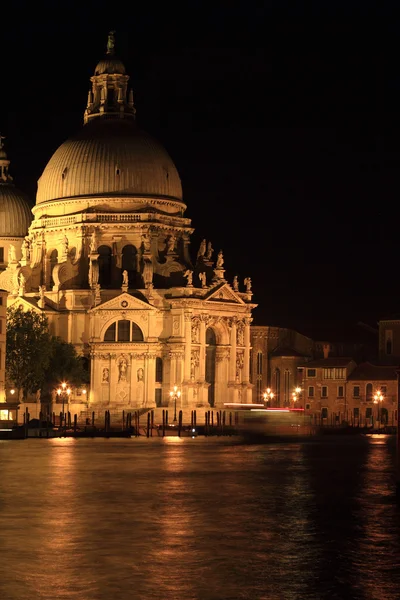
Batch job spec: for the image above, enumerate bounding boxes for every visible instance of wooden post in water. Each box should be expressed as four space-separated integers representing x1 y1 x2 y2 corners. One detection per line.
191 410 193 428
178 410 182 437
162 409 165 437
146 412 150 438
92 411 95 428
122 410 125 431
211 410 214 428
166 409 169 426
396 370 400 498
194 410 196 427
151 410 154 437
74 414 77 432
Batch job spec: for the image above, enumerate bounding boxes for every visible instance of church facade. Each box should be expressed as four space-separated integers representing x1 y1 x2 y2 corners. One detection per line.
0 35 255 420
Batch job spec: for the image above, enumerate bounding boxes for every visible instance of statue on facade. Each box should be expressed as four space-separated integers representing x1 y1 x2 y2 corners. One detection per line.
18 272 26 288
199 272 207 288
107 30 116 54
233 275 239 291
90 230 97 254
102 368 109 383
137 368 144 382
197 238 206 259
21 237 31 261
244 277 252 292
237 322 245 345
205 241 214 261
122 270 129 287
184 269 193 286
216 250 224 268
8 244 17 263
191 318 200 343
142 233 151 252
118 358 128 382
61 234 69 257
167 234 176 254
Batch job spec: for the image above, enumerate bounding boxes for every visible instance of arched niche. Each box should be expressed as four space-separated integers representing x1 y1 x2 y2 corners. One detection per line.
121 244 139 287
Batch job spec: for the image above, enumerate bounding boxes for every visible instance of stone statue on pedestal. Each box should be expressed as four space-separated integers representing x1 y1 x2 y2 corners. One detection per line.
244 277 252 293
197 239 206 259
184 269 193 286
199 272 207 288
233 275 239 291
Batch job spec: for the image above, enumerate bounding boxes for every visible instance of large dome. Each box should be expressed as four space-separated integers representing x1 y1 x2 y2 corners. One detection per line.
0 184 32 237
36 119 183 204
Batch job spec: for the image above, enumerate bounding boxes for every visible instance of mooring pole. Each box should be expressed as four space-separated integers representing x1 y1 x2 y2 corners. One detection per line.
396 370 400 499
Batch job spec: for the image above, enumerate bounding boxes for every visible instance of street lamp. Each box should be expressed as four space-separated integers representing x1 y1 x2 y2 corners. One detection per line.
292 386 302 408
373 391 384 428
169 385 181 422
263 388 274 406
56 382 71 427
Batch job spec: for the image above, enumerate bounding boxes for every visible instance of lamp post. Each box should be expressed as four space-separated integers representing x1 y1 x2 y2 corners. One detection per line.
169 385 181 423
263 388 274 407
292 386 302 408
373 391 384 429
56 382 71 428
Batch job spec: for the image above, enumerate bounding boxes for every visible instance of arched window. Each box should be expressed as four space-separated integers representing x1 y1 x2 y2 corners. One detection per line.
156 357 163 383
50 250 58 288
103 320 144 342
98 245 112 287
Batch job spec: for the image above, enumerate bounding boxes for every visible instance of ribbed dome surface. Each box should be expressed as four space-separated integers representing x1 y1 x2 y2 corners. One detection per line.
95 56 126 75
36 119 183 204
0 184 32 236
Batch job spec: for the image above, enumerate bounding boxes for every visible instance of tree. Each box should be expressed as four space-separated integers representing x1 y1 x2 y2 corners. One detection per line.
41 337 90 397
6 306 52 400
6 307 90 401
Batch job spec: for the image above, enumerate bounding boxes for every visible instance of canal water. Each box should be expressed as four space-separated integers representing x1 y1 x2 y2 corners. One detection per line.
0 435 399 600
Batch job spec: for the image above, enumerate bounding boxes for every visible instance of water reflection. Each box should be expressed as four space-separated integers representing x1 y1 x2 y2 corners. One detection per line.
0 437 398 600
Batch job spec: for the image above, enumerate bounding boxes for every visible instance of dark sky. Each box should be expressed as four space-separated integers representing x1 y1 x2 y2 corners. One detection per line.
1 2 399 334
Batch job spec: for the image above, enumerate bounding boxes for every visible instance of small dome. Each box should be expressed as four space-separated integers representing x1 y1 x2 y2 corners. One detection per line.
95 56 126 75
0 184 32 236
36 118 183 204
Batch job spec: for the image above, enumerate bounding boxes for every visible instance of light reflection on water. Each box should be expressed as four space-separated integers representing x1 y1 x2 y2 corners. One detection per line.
0 436 399 599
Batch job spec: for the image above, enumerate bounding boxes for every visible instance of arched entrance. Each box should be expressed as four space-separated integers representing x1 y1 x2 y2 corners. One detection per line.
205 328 216 407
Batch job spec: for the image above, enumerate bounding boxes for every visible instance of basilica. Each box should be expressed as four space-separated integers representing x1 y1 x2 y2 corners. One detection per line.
0 34 256 420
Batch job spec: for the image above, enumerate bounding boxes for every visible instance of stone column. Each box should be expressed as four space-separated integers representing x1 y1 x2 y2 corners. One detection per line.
243 318 251 383
184 314 192 382
229 318 237 382
199 318 206 381
129 353 137 406
146 353 156 408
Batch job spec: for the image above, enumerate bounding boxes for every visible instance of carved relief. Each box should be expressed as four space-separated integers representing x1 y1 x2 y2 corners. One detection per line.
237 320 245 345
236 352 244 380
191 317 200 343
191 349 200 379
102 368 109 383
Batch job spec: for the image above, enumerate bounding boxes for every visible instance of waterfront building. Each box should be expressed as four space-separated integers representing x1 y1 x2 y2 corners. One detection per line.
0 35 256 420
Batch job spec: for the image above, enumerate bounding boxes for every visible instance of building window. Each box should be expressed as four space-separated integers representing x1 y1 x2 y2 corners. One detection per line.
156 357 163 383
155 388 162 407
321 407 328 419
305 403 310 410
0 319 2 334
0 247 3 262
380 385 387 395
256 352 262 375
338 385 344 398
353 386 360 398
307 368 316 377
308 386 315 398
385 330 393 355
335 368 345 379
103 320 144 342
366 383 373 402
366 407 372 419
354 407 360 418
321 386 328 398
323 368 334 379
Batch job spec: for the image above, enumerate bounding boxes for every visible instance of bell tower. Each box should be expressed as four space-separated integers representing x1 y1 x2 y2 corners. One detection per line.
84 31 136 124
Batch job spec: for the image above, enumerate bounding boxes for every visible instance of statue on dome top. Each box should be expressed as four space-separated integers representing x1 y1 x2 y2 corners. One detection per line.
205 241 214 261
197 239 206 259
244 277 252 293
0 134 5 150
216 250 224 268
107 31 116 55
233 275 239 291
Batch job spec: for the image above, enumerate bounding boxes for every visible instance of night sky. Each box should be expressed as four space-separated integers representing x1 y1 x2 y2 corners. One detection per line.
1 3 399 335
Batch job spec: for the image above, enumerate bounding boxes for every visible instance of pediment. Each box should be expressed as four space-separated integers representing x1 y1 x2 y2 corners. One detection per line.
205 283 245 305
8 296 44 314
89 292 157 313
